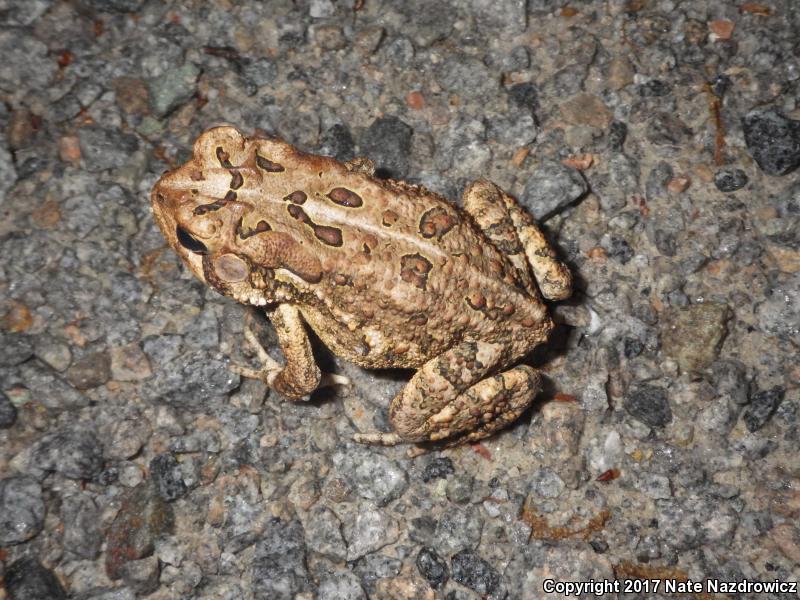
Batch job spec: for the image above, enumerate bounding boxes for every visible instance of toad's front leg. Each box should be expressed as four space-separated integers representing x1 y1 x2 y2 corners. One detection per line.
353 341 541 446
232 303 348 400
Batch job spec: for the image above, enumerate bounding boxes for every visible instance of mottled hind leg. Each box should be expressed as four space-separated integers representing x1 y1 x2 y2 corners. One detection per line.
438 365 541 446
231 304 348 400
354 361 540 446
462 179 572 301
353 340 507 445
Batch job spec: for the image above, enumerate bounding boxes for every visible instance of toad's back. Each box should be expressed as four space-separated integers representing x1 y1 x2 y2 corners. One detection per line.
151 127 552 369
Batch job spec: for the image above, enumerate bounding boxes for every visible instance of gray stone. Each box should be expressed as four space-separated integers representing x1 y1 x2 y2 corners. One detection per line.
435 56 496 102
446 474 474 504
18 361 88 409
332 446 408 506
0 476 45 545
84 0 146 12
0 30 56 93
31 428 104 480
78 126 140 172
63 493 102 559
743 386 785 432
4 558 66 600
624 384 672 428
149 63 201 118
714 168 749 192
632 472 672 499
343 504 400 561
0 332 34 366
0 391 17 428
434 505 483 556
252 517 312 599
149 453 188 501
309 0 336 18
305 506 347 561
242 58 278 87
317 571 367 600
657 497 738 551
0 143 16 205
468 0 527 33
352 554 401 596
756 272 800 342
521 160 587 219
450 550 504 598
742 109 800 176
416 546 449 589
527 468 565 499
118 556 160 596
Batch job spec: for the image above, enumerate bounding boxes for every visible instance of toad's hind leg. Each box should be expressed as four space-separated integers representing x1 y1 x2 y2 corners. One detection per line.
462 179 572 301
353 341 540 446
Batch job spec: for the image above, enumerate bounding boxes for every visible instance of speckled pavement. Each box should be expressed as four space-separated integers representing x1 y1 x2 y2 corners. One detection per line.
1 1 799 599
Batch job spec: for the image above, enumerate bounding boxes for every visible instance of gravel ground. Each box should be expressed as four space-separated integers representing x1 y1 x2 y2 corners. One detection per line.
1 1 799 599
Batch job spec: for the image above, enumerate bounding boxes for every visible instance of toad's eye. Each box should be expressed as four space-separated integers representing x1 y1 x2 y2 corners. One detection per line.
176 226 208 255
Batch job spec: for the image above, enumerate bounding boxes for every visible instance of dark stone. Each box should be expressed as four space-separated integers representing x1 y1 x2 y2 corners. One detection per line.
742 109 800 176
0 332 34 366
0 391 17 428
252 517 312 600
638 80 671 97
105 483 175 580
708 74 732 97
420 457 455 482
507 82 539 115
319 124 355 161
608 237 633 264
5 558 67 600
149 453 188 501
65 351 111 390
82 0 146 12
624 338 644 359
624 384 672 428
32 428 105 480
607 120 627 152
450 549 503 596
714 168 748 192
416 546 449 589
590 539 609 553
359 116 413 178
743 387 785 432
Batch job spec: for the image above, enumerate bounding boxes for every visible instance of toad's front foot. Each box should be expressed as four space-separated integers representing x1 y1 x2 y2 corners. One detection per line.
231 326 350 396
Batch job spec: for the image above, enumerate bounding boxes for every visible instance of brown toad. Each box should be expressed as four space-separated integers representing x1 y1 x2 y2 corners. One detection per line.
151 126 572 445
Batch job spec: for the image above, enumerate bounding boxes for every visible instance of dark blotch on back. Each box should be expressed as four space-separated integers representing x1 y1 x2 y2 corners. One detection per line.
419 206 457 239
237 219 272 239
327 187 363 207
216 146 233 168
314 225 343 247
284 190 307 204
400 253 432 290
230 170 244 189
256 154 285 172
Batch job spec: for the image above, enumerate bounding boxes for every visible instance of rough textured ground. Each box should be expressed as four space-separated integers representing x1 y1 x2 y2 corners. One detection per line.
1 1 799 599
